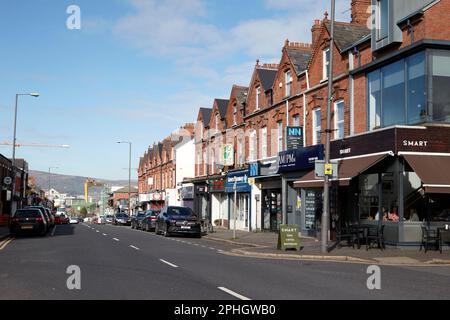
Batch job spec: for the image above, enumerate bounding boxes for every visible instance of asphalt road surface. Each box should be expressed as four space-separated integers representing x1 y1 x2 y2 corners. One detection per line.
0 223 449 300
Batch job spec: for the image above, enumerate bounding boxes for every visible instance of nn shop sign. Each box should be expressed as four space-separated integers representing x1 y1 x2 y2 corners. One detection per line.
278 144 324 173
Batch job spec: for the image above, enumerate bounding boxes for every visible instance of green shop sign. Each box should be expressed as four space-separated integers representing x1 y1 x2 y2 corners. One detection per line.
277 224 300 251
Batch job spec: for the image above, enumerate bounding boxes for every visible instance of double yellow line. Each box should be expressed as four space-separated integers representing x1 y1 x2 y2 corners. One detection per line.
0 236 14 250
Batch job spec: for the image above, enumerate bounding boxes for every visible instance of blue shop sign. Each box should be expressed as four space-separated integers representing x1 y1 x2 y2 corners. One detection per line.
225 170 251 193
278 144 324 173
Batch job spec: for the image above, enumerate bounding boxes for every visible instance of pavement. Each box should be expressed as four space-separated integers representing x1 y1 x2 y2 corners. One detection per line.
0 223 449 299
204 228 450 266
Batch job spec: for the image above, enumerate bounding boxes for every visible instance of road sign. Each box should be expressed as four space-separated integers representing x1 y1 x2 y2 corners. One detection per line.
277 225 301 251
3 177 12 185
315 160 338 179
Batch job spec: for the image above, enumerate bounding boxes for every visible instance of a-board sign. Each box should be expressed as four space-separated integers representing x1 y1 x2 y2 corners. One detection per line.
277 224 301 251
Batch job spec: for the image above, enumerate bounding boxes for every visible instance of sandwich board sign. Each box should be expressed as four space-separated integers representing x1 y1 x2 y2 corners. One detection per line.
277 224 301 251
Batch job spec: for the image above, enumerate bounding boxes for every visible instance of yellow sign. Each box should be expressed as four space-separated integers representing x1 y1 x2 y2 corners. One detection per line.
325 163 333 175
248 178 255 185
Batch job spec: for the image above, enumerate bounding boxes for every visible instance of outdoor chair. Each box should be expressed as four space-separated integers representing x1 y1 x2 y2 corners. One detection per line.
336 222 357 249
438 229 450 254
366 224 385 251
420 226 439 252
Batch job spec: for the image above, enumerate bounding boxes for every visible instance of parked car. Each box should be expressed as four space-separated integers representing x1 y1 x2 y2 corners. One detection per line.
141 209 161 232
105 215 114 224
113 213 131 226
45 208 55 228
55 214 69 225
78 217 85 223
25 206 52 232
69 216 79 224
10 208 48 236
130 212 146 229
155 206 201 238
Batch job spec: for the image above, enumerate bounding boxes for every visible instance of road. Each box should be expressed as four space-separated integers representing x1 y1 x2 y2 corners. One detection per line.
0 223 449 300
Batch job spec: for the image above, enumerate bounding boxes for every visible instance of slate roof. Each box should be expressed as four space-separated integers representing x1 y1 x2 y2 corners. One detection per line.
325 22 370 51
234 86 249 105
286 48 312 74
215 99 230 119
199 107 213 127
256 68 277 91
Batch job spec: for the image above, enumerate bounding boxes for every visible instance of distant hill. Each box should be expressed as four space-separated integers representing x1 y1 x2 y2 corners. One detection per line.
29 170 137 197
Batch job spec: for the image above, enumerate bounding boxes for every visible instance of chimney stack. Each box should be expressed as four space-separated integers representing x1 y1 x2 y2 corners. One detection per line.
311 19 321 46
351 0 371 26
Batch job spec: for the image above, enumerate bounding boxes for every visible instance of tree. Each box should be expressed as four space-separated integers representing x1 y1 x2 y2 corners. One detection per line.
79 207 88 217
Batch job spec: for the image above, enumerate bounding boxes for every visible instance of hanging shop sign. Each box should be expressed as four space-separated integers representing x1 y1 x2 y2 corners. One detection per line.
278 145 324 173
286 126 304 150
223 144 234 166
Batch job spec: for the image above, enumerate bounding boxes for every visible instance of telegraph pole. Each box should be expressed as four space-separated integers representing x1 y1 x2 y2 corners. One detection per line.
321 0 336 254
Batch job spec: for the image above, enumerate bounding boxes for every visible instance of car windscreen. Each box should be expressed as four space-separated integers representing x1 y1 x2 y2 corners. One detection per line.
136 213 146 217
115 214 128 218
167 207 194 216
14 210 41 218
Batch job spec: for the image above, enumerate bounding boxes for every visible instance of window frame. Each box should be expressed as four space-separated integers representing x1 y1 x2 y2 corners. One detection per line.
323 48 330 80
277 121 283 152
261 126 268 159
334 100 345 140
285 69 292 97
313 108 321 145
256 86 261 111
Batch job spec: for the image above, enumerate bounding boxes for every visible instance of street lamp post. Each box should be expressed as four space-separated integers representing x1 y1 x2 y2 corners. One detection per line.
321 0 336 254
10 93 39 215
117 141 132 216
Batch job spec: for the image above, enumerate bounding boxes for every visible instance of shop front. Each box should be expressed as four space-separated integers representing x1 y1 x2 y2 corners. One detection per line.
208 175 227 228
278 145 324 236
180 184 194 210
225 169 252 231
148 191 166 210
249 157 282 232
0 154 13 227
293 125 450 246
193 179 210 221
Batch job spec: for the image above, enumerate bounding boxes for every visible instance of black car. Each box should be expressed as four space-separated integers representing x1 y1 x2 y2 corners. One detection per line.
130 212 146 229
141 209 161 232
25 206 52 232
155 206 201 238
10 208 48 236
113 213 131 226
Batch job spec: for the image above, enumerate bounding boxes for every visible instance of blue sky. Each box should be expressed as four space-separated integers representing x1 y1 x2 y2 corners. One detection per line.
0 0 350 180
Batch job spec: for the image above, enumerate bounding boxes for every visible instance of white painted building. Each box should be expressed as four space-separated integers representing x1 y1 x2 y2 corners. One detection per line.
173 136 195 207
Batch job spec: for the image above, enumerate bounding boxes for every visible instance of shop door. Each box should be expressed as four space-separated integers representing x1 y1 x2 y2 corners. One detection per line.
264 191 281 232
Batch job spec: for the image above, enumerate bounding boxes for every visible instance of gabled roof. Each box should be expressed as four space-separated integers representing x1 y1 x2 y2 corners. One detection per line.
286 48 312 75
199 107 213 128
215 99 229 119
324 22 370 52
256 68 277 91
234 86 249 105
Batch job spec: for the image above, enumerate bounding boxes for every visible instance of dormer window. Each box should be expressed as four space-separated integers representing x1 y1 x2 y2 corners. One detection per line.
215 113 219 132
233 104 237 126
323 48 330 80
256 86 261 110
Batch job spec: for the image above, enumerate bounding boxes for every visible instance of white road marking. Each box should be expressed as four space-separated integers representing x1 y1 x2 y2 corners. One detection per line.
96 230 99 233
159 259 178 268
0 237 14 250
218 287 251 300
51 226 57 236
113 238 120 241
129 245 140 250
102 233 107 236
209 247 216 250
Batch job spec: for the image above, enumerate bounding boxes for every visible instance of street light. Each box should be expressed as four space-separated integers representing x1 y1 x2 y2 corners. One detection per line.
11 92 39 215
321 0 336 254
117 141 132 216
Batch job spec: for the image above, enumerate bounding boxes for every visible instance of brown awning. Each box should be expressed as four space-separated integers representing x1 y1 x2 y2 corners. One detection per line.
403 154 450 194
294 153 389 188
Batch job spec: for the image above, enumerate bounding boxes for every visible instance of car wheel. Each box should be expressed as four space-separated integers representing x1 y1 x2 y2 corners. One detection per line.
155 223 159 235
131 223 134 229
164 224 170 237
